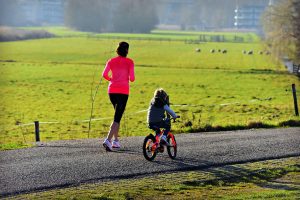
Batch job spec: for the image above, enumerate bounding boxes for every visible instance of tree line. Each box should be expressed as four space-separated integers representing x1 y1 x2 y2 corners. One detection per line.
1 0 271 32
64 0 158 33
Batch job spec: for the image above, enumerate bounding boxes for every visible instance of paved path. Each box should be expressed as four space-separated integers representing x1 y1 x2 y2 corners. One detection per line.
0 128 299 197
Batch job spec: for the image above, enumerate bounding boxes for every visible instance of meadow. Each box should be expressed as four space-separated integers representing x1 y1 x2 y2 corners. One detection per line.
0 28 299 149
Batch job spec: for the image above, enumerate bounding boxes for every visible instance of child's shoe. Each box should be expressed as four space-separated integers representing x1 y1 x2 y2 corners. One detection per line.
103 138 112 151
112 140 121 148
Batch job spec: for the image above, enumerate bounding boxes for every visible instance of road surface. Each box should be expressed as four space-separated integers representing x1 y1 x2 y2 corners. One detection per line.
0 127 299 197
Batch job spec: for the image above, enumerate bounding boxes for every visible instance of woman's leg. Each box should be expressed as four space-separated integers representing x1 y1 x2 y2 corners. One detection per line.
106 121 119 141
105 94 118 142
112 94 128 140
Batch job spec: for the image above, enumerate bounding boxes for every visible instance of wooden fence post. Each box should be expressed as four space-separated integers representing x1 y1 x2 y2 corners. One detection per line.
292 84 299 116
34 121 40 142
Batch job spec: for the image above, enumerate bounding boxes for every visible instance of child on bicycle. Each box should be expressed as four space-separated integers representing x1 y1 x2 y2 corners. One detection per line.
147 88 179 145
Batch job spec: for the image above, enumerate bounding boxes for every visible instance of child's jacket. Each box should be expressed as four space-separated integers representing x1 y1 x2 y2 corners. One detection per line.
147 97 177 123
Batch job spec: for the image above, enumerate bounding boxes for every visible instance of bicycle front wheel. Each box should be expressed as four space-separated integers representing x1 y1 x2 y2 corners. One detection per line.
143 134 157 161
167 134 177 159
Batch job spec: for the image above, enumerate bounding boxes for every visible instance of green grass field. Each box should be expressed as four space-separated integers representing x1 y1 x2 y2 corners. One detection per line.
0 28 299 150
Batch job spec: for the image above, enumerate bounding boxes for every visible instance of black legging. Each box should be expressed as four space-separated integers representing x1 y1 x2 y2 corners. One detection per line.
109 93 129 123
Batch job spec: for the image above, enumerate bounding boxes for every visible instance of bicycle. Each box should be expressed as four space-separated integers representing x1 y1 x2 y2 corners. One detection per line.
143 117 179 161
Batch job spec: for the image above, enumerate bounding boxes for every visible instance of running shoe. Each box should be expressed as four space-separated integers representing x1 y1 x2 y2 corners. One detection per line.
112 140 121 148
103 138 112 151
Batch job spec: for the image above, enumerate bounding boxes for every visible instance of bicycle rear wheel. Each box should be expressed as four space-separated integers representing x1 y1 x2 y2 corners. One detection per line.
143 134 157 161
167 134 177 159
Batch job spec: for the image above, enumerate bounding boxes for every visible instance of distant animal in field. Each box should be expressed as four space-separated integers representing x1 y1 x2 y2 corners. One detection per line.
210 49 215 53
195 48 201 52
222 49 227 54
258 51 263 55
247 50 253 55
242 50 247 54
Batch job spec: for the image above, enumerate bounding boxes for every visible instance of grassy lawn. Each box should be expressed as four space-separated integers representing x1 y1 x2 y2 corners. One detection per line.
10 157 300 199
0 28 299 150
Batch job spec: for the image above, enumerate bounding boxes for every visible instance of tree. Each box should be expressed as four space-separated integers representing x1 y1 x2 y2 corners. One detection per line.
262 0 300 63
65 0 158 33
112 0 158 33
64 0 110 32
291 0 300 62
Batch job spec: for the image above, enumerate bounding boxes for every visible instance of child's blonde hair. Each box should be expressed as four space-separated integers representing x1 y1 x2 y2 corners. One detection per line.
154 88 168 100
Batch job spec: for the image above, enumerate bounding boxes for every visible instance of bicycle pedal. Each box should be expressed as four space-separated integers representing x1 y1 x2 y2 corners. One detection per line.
157 146 164 153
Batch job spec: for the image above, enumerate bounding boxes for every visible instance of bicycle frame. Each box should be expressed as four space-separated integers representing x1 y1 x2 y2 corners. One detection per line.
152 130 176 149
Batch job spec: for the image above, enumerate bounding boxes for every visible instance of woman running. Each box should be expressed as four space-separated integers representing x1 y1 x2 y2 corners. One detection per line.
102 41 135 151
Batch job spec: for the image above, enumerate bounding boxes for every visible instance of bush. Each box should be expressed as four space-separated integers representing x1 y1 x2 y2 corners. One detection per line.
0 27 55 42
279 120 300 127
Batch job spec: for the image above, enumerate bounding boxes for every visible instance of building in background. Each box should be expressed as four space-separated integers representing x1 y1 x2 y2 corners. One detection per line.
19 0 65 26
40 0 65 24
157 0 270 31
234 0 275 31
234 5 266 30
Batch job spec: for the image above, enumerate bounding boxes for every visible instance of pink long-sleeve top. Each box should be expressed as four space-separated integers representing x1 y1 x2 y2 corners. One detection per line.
102 56 135 95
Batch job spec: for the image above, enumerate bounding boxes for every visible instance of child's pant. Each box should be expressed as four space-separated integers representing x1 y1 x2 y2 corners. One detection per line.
149 119 170 136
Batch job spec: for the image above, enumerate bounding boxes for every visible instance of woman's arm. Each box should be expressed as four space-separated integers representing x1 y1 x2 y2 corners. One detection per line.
129 61 135 82
102 61 111 81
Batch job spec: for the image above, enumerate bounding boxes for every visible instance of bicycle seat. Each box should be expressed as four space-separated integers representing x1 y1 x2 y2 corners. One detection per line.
148 125 161 134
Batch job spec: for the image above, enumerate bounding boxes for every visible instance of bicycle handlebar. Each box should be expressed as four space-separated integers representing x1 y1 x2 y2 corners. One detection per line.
168 116 180 122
